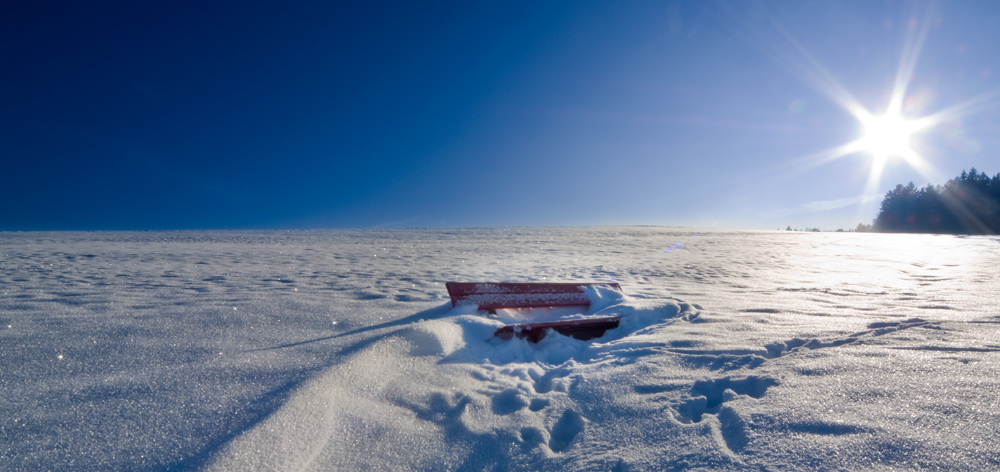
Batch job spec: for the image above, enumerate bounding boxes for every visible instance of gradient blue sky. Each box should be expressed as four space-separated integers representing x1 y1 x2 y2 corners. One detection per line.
3 1 999 230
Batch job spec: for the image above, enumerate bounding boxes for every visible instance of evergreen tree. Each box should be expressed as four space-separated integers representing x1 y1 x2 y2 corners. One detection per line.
872 169 1000 234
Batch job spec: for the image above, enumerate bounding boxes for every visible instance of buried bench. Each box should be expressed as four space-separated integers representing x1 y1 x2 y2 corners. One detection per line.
445 282 623 342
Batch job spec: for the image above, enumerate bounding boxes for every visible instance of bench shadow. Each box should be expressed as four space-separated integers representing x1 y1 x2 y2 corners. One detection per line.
174 302 456 470
247 302 454 352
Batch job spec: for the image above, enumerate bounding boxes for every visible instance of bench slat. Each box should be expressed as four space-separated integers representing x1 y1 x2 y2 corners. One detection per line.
446 282 621 310
494 317 622 342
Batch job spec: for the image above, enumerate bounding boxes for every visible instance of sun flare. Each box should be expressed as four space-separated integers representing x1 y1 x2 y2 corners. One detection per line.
840 108 932 197
857 112 918 160
763 4 964 204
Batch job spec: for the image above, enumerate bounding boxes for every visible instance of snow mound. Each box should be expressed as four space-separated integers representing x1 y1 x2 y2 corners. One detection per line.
207 290 698 470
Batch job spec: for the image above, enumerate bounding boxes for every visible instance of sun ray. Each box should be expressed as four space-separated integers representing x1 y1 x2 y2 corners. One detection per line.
720 2 871 124
863 155 888 197
908 88 1000 131
888 4 934 117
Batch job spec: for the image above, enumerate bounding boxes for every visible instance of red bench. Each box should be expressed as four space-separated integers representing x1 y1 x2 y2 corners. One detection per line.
445 282 622 342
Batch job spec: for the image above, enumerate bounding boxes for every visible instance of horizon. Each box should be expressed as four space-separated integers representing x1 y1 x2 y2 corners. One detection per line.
0 224 899 234
4 1 1000 232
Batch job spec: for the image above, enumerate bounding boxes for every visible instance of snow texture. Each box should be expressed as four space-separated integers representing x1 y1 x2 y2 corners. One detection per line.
2 228 1000 471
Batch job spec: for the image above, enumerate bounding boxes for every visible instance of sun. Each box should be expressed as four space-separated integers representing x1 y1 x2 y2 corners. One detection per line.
841 108 932 196
857 112 918 160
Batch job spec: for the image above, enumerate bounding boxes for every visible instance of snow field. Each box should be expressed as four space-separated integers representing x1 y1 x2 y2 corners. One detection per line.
2 228 999 470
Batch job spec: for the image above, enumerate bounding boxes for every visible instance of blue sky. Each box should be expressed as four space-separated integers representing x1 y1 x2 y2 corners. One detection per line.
3 1 999 230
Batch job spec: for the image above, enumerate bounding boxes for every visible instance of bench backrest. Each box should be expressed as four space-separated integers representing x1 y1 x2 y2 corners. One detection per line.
446 282 622 310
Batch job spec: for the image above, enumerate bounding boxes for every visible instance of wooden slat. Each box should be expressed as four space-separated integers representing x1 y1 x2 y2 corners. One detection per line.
446 282 621 310
494 317 622 343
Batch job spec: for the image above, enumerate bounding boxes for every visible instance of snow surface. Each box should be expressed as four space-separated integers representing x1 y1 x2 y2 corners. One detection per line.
2 227 999 470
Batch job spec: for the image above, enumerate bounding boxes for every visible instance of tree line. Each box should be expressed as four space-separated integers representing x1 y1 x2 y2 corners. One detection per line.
871 168 1000 234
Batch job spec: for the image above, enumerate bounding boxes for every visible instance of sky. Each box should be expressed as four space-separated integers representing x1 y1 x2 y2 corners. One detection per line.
3 0 1000 231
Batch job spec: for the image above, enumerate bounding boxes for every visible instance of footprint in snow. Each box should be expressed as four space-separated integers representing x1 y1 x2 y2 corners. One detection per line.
528 398 549 412
491 388 529 415
675 375 779 424
548 410 585 453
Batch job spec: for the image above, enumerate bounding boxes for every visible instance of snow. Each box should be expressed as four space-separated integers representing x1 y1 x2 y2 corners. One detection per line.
2 228 999 470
